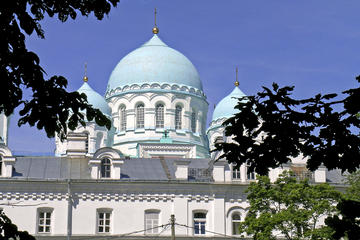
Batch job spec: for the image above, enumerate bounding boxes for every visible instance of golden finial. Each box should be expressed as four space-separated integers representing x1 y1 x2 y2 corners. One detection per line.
152 8 159 34
235 66 239 86
83 62 88 82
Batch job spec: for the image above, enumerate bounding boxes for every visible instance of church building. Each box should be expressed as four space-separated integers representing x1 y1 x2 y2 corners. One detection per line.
0 19 342 240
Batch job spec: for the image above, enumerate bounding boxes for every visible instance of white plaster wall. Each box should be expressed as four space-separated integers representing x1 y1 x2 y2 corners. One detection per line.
55 122 110 157
0 181 251 238
0 113 9 145
2 199 68 236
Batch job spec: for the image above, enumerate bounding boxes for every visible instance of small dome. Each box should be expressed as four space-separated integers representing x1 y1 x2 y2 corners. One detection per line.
106 34 202 95
211 87 246 122
78 82 111 117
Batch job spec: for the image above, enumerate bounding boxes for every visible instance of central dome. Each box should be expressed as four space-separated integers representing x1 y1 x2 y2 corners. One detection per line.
106 34 203 95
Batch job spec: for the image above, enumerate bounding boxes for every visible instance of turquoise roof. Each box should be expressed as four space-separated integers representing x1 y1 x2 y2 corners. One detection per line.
212 87 246 122
107 34 202 94
78 82 111 117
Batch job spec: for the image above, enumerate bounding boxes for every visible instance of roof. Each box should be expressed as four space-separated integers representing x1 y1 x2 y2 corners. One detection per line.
13 157 91 179
77 82 111 117
106 34 203 96
326 169 347 184
12 156 212 182
211 86 246 122
11 156 345 184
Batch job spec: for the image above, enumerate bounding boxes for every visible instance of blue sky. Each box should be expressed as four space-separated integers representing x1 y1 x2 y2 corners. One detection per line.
8 0 360 154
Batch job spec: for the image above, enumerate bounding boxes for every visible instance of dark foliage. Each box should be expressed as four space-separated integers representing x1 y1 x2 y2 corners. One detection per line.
325 170 360 240
0 210 35 240
0 0 118 139
325 199 360 240
214 77 360 175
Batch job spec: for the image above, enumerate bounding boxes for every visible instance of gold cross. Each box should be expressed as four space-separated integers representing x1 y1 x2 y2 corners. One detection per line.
83 62 88 82
154 8 157 27
235 66 239 86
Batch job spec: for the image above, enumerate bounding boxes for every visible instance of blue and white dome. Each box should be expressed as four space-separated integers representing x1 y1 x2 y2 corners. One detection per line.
78 82 111 117
106 34 203 97
211 87 246 122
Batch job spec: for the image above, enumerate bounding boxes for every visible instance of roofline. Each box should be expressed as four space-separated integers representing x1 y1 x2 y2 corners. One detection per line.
0 178 349 188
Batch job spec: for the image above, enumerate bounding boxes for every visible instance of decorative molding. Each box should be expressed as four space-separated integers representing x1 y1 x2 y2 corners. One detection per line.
0 192 68 201
106 83 207 101
76 193 175 202
138 143 196 158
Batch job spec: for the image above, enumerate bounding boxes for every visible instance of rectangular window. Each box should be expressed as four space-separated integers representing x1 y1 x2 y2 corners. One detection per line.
232 213 241 235
38 210 52 233
98 211 111 233
191 112 196 132
232 168 241 180
175 106 182 130
120 107 127 131
85 133 89 153
145 211 159 234
246 165 256 180
194 212 206 235
155 105 164 129
136 104 145 129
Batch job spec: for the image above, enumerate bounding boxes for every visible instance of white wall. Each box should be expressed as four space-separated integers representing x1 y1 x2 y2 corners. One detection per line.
0 180 248 238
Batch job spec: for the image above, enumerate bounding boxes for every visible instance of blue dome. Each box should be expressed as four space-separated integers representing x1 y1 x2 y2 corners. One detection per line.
212 87 246 122
106 34 202 94
78 82 111 117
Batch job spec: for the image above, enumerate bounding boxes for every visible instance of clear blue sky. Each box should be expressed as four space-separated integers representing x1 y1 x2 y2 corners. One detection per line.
8 0 360 155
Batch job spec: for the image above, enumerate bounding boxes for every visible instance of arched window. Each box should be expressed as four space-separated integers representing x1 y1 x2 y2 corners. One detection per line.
136 104 145 129
155 104 164 128
232 213 241 235
119 106 126 131
0 155 2 176
194 212 206 235
101 158 111 178
191 111 196 132
175 105 182 130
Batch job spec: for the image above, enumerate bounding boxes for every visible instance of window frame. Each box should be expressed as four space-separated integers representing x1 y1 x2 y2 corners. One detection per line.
193 212 206 235
100 158 111 178
155 104 165 129
191 111 196 132
119 106 127 131
144 210 160 235
175 105 182 130
232 166 241 180
231 212 241 236
246 164 256 180
97 209 112 234
84 132 89 153
37 208 53 234
136 103 145 129
0 155 2 176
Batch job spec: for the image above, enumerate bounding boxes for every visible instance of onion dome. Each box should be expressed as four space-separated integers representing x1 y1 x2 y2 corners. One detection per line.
78 82 111 117
106 34 203 98
212 86 246 122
